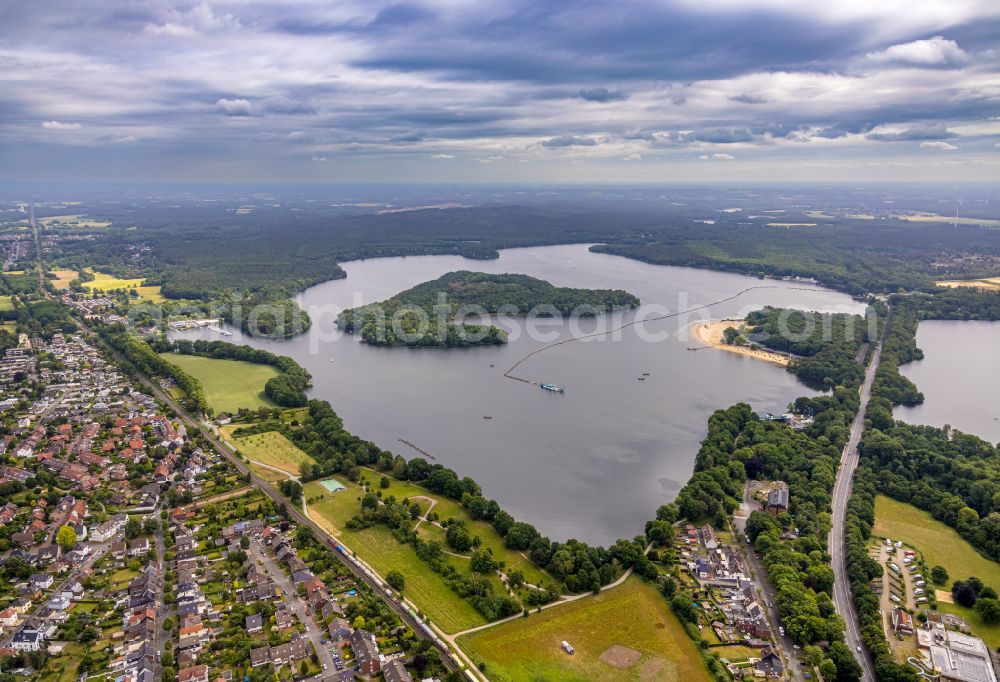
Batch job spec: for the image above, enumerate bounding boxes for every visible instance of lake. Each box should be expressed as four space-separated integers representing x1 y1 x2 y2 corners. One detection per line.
172 244 865 545
898 320 1000 445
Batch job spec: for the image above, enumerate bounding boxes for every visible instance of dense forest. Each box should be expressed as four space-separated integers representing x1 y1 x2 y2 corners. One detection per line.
338 271 638 347
45 195 1000 342
743 307 869 388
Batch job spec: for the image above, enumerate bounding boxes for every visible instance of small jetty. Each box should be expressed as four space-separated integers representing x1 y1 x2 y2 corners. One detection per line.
398 438 436 460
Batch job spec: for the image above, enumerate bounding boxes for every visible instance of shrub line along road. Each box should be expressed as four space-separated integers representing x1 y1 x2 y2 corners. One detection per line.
830 336 884 682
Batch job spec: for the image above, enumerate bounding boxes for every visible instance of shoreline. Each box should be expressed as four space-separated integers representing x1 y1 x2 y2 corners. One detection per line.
688 319 791 367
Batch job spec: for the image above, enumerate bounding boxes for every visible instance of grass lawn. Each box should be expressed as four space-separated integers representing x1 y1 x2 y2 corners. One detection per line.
458 577 710 682
356 469 554 588
874 495 1000 645
0 295 14 311
134 284 166 303
108 567 140 590
234 431 315 477
710 645 758 660
937 601 1000 648
305 478 486 633
158 352 278 413
39 642 87 682
873 496 1000 588
311 470 554 589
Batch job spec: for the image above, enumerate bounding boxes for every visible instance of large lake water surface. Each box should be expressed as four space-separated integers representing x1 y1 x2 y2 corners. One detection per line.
173 244 866 544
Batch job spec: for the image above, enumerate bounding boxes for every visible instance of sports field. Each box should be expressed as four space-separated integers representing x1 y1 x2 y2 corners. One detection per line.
458 577 710 682
233 431 314 477
158 353 279 413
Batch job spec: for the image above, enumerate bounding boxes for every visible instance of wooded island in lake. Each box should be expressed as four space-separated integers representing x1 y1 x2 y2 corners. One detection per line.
337 270 639 347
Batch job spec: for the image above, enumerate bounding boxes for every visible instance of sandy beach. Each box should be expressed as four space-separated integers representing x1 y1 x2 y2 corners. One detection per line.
688 320 791 367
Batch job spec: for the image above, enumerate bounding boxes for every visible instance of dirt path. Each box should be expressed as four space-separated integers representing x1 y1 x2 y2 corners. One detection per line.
186 486 252 508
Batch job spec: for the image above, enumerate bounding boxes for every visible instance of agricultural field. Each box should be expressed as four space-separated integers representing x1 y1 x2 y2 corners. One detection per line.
39 214 112 228
0 295 13 311
897 213 1000 227
233 430 315 477
48 269 78 290
873 495 1000 646
458 578 710 682
82 268 166 303
936 277 1000 292
157 352 278 413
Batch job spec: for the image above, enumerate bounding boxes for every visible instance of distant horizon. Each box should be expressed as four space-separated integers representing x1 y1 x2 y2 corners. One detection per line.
2 1 999 183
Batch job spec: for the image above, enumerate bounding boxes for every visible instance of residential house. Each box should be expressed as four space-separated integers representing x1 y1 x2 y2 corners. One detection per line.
178 664 209 682
351 629 381 676
766 487 790 515
383 659 414 682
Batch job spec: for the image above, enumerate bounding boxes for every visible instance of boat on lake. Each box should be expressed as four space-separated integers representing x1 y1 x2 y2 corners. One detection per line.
540 383 565 393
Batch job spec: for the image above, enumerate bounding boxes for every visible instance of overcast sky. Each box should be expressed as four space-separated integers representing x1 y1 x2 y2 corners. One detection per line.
2 0 999 183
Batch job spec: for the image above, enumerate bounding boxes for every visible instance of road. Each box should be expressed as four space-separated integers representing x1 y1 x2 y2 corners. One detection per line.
248 541 336 673
829 336 884 682
732 490 804 680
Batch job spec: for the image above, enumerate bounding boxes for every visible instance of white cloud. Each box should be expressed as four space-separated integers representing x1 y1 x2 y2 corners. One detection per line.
310 156 328 162
431 153 455 159
144 3 240 37
920 141 958 150
699 153 735 160
867 36 969 66
623 153 642 161
41 120 81 130
143 23 197 38
216 98 253 117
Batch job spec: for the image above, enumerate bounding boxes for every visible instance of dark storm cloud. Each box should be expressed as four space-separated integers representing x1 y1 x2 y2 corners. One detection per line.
542 135 598 148
1 0 999 182
578 88 628 102
866 123 958 141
